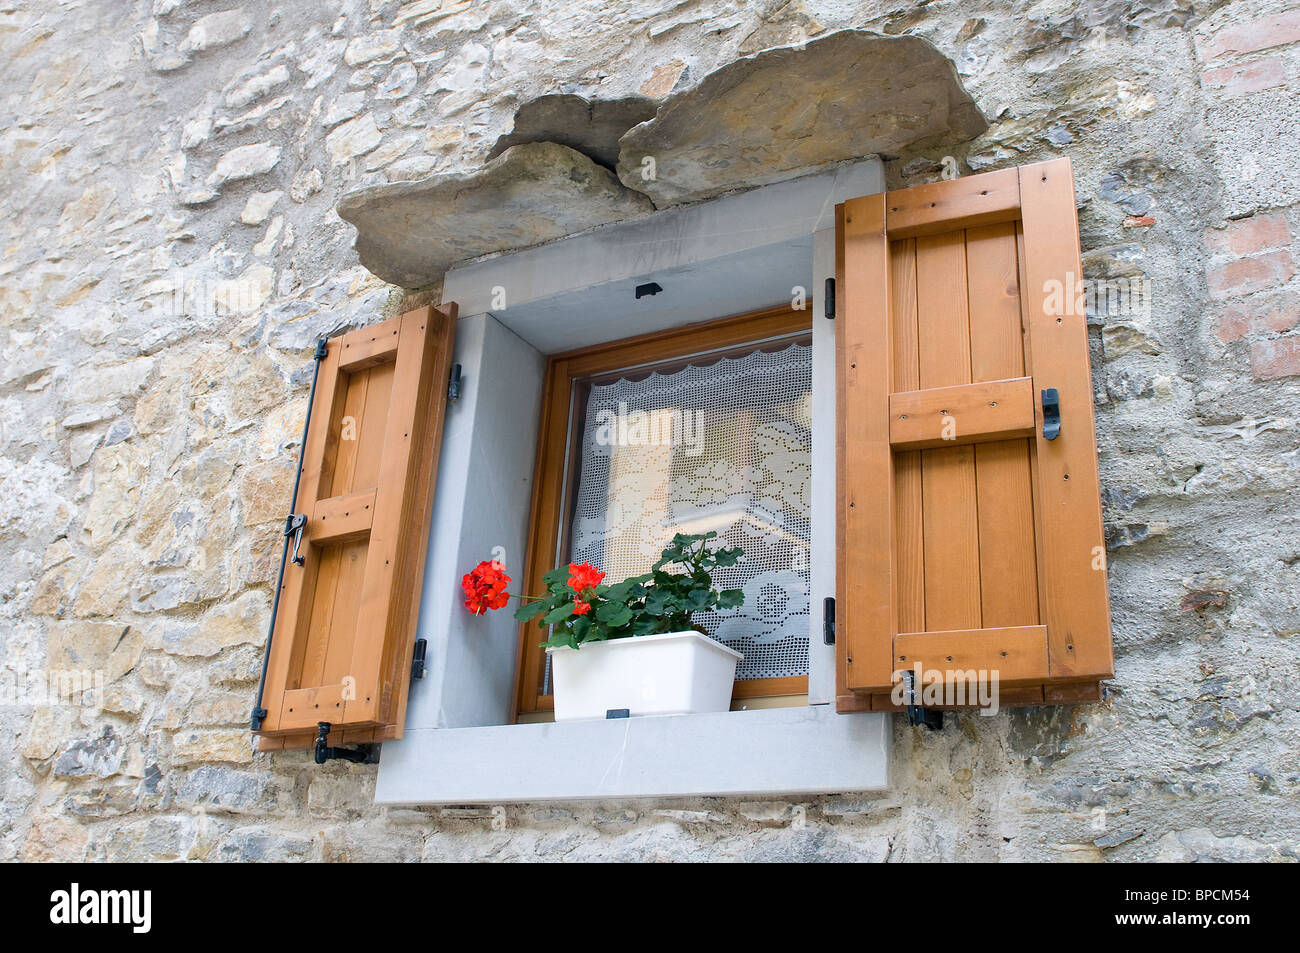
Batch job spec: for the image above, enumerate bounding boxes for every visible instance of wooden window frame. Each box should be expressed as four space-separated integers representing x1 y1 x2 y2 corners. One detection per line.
513 303 816 718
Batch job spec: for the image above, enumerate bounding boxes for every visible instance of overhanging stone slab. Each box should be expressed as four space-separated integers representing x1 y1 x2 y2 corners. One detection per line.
337 142 653 288
616 30 988 208
487 93 658 170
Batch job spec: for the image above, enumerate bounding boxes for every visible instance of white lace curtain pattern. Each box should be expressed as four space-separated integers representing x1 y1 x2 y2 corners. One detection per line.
568 342 812 682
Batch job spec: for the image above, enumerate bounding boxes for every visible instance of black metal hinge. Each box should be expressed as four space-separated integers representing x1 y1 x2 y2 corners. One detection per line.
411 638 428 679
824 277 836 319
823 596 836 645
314 722 378 765
448 363 462 402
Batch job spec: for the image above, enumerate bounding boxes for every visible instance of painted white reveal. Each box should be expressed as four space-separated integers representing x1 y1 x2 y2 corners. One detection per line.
443 158 884 353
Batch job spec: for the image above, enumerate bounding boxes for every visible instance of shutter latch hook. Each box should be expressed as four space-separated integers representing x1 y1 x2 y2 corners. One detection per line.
1041 387 1061 441
285 513 308 566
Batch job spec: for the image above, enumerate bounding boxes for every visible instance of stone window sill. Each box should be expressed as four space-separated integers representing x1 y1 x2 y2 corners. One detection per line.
374 705 889 805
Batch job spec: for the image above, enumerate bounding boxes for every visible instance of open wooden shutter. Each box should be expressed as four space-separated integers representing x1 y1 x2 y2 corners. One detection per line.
835 159 1112 712
256 304 457 750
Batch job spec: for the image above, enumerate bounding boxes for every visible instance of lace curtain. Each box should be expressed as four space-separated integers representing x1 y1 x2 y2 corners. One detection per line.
566 342 812 682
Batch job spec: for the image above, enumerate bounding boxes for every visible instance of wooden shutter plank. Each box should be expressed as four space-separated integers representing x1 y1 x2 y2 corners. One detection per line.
1017 221 1051 628
915 232 981 632
891 238 925 638
296 543 343 693
322 539 367 687
258 340 343 735
345 363 393 492
837 193 896 694
967 222 1025 381
967 222 1040 629
344 308 447 726
376 304 456 736
327 365 370 496
1018 159 1113 681
920 446 981 631
889 377 1035 450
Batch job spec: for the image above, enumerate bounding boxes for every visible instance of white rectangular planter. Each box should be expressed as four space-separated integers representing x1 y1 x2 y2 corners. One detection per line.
546 631 743 722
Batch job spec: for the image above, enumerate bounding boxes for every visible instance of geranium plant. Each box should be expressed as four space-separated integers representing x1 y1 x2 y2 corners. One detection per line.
462 532 745 650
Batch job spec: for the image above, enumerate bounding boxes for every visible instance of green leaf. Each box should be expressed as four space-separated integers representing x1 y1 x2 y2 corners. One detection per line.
686 587 714 610
540 629 578 650
717 588 745 609
514 600 551 622
541 567 568 587
596 602 633 627
712 547 743 567
543 603 575 625
644 589 679 616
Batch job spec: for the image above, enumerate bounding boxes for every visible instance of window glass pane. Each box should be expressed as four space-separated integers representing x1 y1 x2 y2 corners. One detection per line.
565 341 812 682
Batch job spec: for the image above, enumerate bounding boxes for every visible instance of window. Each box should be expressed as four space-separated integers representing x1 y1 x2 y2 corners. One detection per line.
514 304 814 718
250 157 1110 802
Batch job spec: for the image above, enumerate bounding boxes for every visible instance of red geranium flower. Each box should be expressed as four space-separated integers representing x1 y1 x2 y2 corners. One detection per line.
572 599 592 616
462 559 511 615
567 562 605 597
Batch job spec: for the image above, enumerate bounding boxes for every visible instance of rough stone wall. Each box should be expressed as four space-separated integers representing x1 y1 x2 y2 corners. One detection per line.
2 0 1298 862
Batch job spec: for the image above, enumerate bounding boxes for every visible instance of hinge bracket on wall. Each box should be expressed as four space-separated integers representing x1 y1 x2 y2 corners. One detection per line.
902 669 944 730
314 722 378 765
823 596 836 645
824 277 836 319
447 363 462 403
411 638 428 679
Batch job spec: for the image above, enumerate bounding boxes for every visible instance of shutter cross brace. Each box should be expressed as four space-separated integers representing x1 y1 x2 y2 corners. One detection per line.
250 337 330 734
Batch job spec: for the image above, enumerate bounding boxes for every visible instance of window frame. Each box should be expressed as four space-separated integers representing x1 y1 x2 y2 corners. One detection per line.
513 302 816 718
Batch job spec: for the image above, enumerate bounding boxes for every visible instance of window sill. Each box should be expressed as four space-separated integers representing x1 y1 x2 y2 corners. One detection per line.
373 705 889 805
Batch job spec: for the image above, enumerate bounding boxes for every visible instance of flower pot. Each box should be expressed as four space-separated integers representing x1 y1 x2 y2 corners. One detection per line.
546 630 743 722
